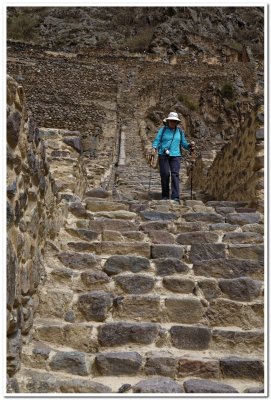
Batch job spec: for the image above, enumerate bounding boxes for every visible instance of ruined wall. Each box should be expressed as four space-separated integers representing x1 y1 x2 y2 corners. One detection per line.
192 106 264 210
6 76 88 382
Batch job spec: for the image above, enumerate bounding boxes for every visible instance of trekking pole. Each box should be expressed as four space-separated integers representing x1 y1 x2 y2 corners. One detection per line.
190 144 196 200
148 154 154 194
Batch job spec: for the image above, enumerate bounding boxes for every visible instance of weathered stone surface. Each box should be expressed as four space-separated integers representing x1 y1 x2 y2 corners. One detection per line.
194 257 263 279
102 230 124 241
7 200 15 227
103 255 150 276
76 241 150 257
211 328 264 353
206 201 248 208
145 352 177 378
147 230 175 244
209 223 238 231
86 200 128 212
58 252 101 270
49 351 90 376
114 275 155 294
176 232 219 244
139 221 170 232
77 291 113 322
88 218 138 233
65 228 99 241
242 223 264 234
26 371 59 392
170 325 211 350
94 210 137 219
165 297 205 323
98 322 160 346
7 110 21 148
85 187 110 198
68 202 88 218
206 298 264 328
59 379 112 393
178 357 220 379
174 221 208 233
183 212 224 223
244 386 264 393
154 258 189 276
38 289 73 318
226 213 261 225
133 377 183 393
63 136 82 153
95 352 142 375
151 244 184 259
190 244 226 263
7 239 18 309
81 271 111 288
163 277 195 293
184 379 238 393
7 330 22 376
122 231 145 241
220 357 264 381
34 323 96 352
222 232 263 244
115 295 160 321
214 206 235 215
228 244 264 261
197 279 221 300
218 277 262 301
140 210 178 221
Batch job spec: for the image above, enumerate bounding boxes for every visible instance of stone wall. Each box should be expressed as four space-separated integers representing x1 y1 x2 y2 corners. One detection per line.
192 106 264 210
6 75 89 380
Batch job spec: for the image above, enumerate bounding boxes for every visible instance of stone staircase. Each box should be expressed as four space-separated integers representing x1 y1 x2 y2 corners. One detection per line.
15 186 264 393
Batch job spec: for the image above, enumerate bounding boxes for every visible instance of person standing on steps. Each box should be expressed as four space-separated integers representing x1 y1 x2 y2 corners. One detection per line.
151 112 195 203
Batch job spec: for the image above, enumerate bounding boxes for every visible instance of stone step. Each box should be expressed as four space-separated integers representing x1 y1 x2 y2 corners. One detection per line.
15 367 265 393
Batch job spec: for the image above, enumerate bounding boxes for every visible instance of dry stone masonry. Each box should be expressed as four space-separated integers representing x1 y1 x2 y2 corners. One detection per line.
7 29 264 394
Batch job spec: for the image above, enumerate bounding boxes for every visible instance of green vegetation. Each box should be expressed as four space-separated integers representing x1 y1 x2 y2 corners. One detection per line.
221 83 234 100
7 12 39 40
178 94 199 111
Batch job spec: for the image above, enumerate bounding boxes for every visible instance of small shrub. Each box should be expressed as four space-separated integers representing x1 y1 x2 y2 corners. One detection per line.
178 94 199 111
7 13 38 40
221 83 234 100
122 26 155 52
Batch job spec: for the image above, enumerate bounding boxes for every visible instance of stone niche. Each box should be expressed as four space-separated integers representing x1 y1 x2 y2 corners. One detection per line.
6 75 66 380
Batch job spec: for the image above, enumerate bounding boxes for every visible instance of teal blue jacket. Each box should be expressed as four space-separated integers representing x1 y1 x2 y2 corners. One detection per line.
152 126 191 156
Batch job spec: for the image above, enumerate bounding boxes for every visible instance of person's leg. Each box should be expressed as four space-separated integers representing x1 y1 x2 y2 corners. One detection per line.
169 156 181 200
159 155 170 199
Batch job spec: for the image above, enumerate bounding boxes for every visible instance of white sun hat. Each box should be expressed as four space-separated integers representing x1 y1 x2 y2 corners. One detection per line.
165 112 181 122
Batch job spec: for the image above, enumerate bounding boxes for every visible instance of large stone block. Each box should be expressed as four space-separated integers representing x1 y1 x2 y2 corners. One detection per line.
218 277 262 301
65 228 99 241
228 244 264 262
114 274 155 294
206 298 264 329
197 279 221 300
37 289 73 318
184 379 238 393
154 258 190 276
88 219 138 233
115 295 161 321
133 377 183 393
75 241 150 257
147 230 176 244
151 244 184 259
170 325 211 350
103 255 150 276
98 322 160 347
176 232 219 244
183 212 224 223
7 239 18 310
140 210 178 221
190 244 227 263
222 232 263 244
95 352 142 375
165 296 205 323
211 328 264 353
86 200 129 212
145 352 178 378
7 110 21 148
49 351 90 376
57 252 101 270
85 187 110 198
7 330 22 377
59 378 112 393
163 277 195 293
193 258 263 279
94 210 137 219
220 357 264 381
139 221 170 232
226 213 261 225
81 271 111 289
77 291 113 322
178 357 220 379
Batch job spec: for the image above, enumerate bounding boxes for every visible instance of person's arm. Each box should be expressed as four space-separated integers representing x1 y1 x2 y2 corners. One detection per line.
181 130 194 150
151 127 163 153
